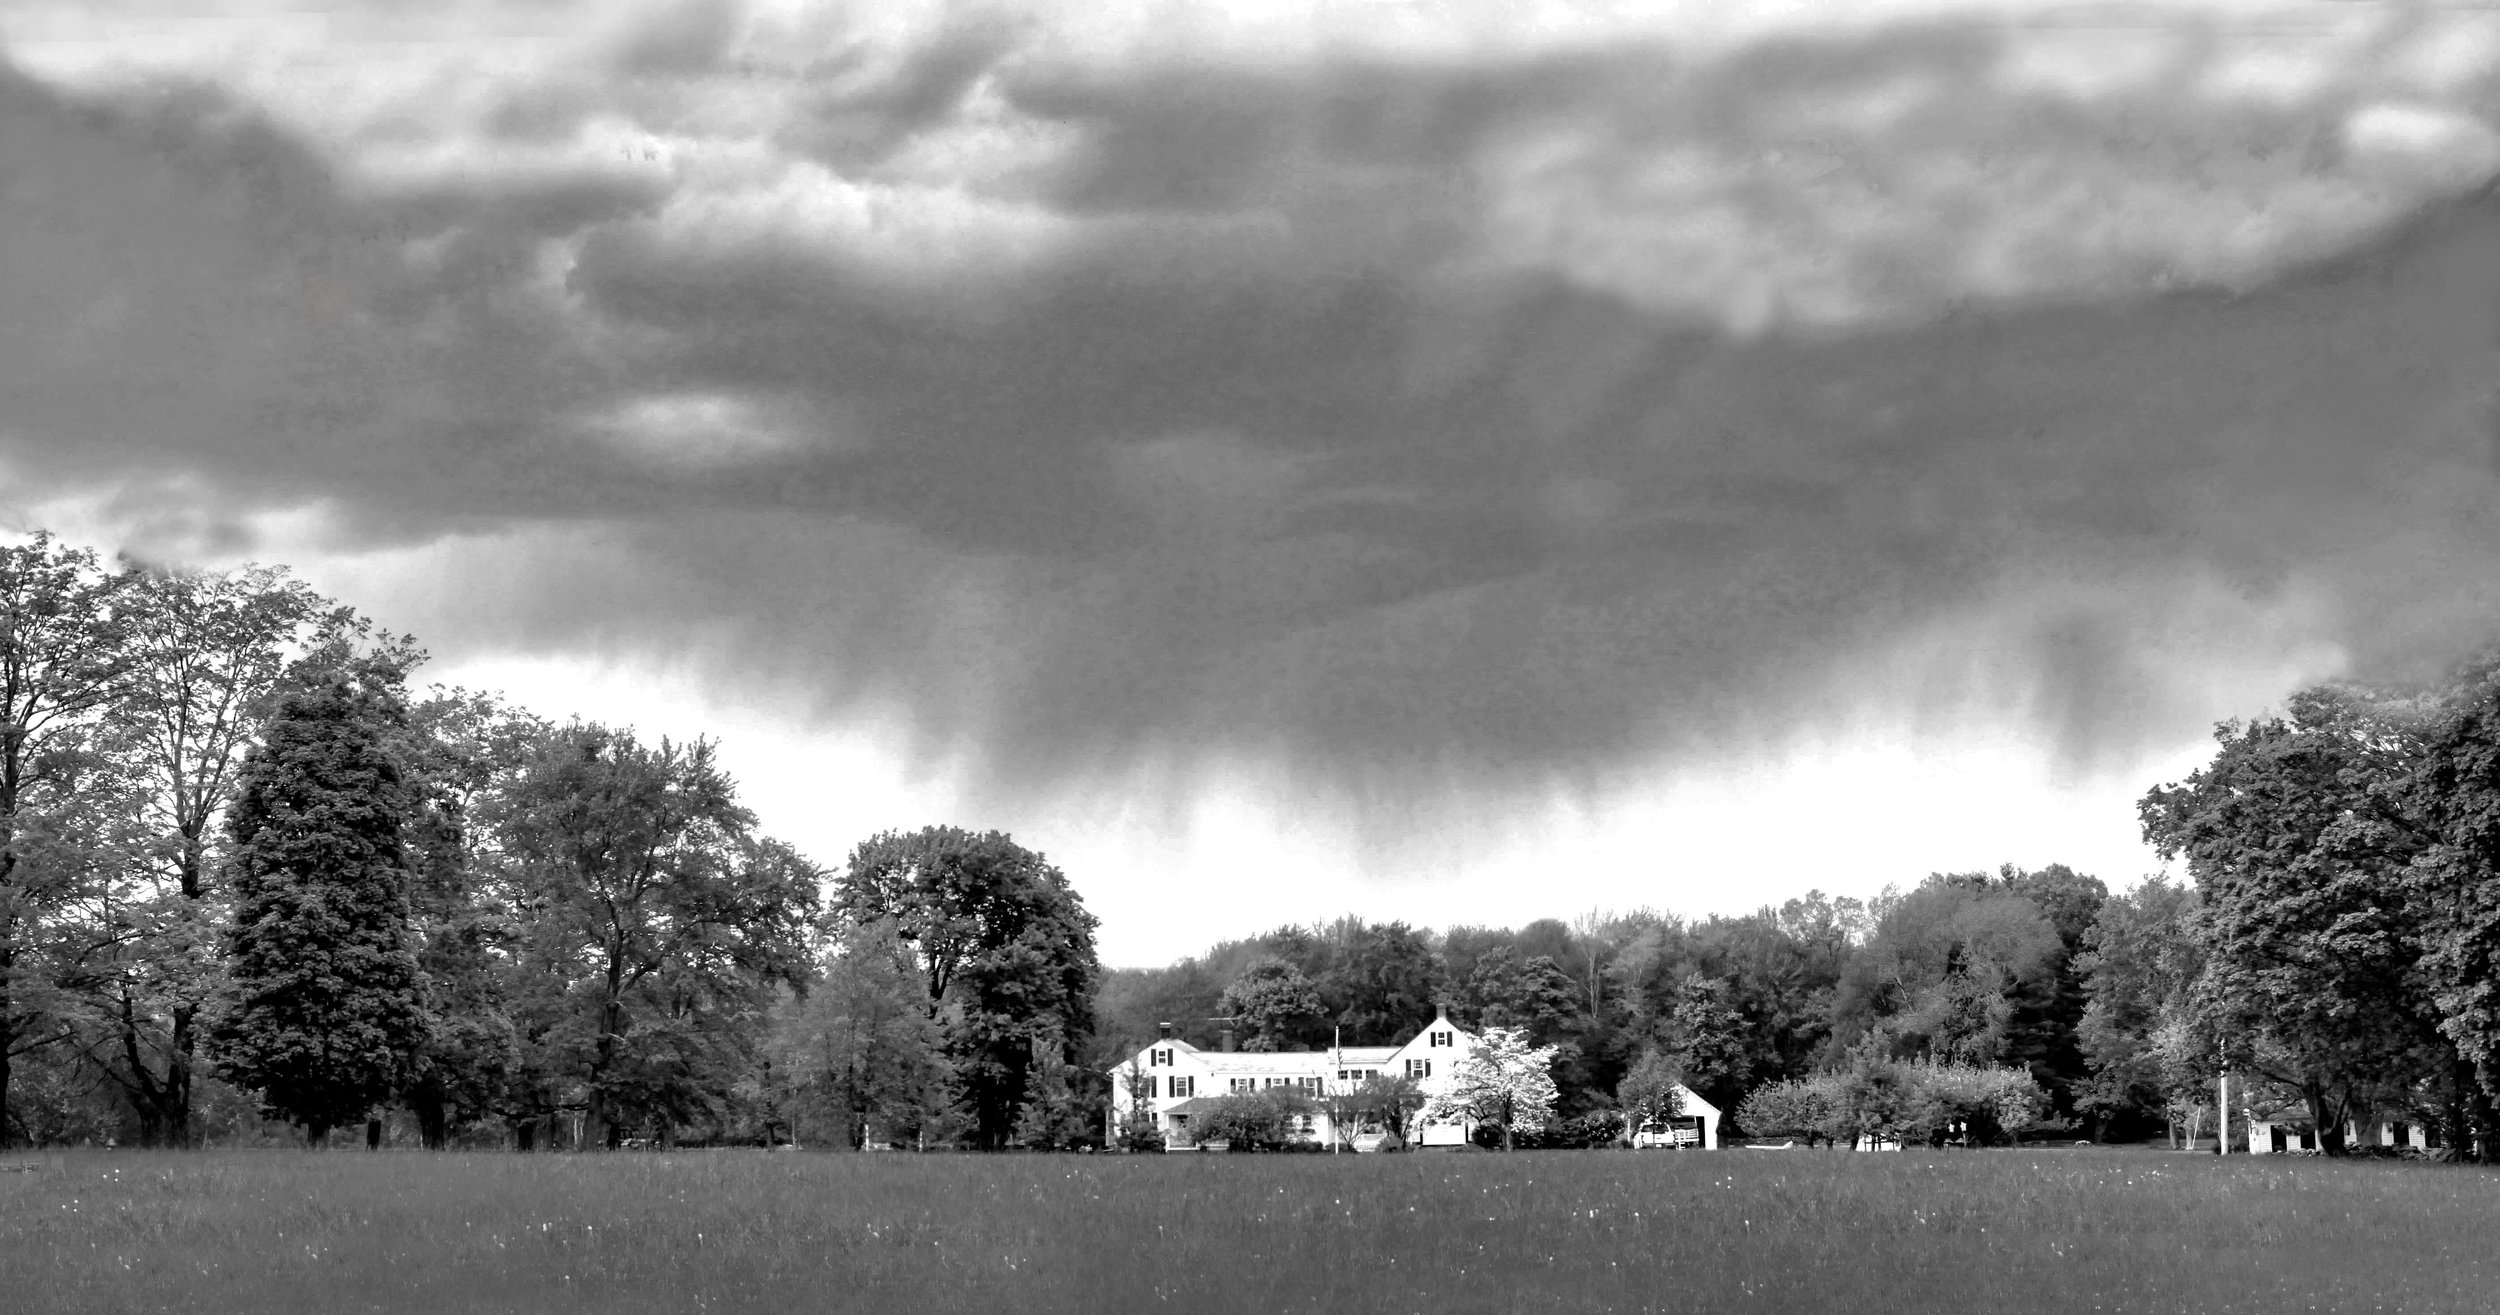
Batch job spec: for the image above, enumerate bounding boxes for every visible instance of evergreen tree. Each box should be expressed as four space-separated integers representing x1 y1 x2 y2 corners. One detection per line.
207 666 426 1146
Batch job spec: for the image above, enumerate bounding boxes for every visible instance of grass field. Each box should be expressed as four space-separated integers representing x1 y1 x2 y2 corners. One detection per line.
4 1146 2496 1314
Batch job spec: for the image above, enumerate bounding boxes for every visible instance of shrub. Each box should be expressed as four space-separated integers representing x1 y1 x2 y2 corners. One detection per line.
1190 1089 1319 1152
1468 1109 1624 1151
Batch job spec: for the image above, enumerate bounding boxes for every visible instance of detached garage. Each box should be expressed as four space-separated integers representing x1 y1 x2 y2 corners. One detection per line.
1629 1083 1721 1149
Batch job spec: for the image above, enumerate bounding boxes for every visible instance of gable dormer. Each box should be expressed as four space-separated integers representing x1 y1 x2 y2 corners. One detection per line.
1388 1005 1473 1081
1142 1037 1201 1068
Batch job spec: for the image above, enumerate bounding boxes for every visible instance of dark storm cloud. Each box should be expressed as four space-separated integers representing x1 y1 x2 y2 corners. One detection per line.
6 1 2500 829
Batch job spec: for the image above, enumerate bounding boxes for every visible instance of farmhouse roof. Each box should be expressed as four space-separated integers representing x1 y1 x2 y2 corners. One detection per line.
1183 1045 1403 1073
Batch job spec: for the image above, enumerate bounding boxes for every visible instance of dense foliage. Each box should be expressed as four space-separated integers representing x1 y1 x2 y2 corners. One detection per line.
0 533 1100 1151
208 659 427 1144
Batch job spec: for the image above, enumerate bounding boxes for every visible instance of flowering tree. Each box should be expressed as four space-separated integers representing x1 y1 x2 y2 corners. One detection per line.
1423 1026 1558 1151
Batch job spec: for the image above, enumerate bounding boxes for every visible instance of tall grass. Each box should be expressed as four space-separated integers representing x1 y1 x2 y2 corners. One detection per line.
4 1147 2496 1313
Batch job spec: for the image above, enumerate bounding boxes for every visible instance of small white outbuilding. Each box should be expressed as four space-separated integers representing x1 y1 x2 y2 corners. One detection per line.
1629 1083 1721 1150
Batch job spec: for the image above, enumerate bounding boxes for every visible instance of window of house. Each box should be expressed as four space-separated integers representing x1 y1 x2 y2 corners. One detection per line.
1171 1077 1194 1098
1137 1075 1158 1099
1406 1059 1432 1079
1231 1078 1256 1093
1431 1030 1452 1047
1152 1048 1173 1067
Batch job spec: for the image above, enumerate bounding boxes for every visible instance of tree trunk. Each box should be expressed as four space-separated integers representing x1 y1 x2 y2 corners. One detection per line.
414 1086 448 1151
0 1003 12 1151
155 1003 196 1148
2307 1085 2347 1157
2439 1057 2471 1162
366 1118 383 1151
515 1119 536 1153
2468 1078 2499 1165
307 1121 330 1149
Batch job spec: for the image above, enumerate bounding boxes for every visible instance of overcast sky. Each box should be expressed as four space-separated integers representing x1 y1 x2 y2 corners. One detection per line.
8 0 2500 965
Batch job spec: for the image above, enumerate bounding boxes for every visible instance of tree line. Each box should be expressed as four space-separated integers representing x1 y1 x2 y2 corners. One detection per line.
1096 874 2104 1144
1107 655 2500 1160
12 525 2500 1159
0 534 1102 1151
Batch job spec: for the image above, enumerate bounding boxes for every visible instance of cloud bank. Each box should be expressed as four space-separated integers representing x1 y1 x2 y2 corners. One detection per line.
7 0 2500 849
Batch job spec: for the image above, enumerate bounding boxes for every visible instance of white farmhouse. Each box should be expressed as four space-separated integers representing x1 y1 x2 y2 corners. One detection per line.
1110 1008 1481 1149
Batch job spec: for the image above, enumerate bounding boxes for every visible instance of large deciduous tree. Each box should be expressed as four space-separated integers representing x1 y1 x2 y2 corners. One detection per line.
1218 957 1325 1052
1830 876 2065 1072
72 562 337 1146
1459 946 1580 1045
394 689 534 1148
833 826 1100 1148
0 534 131 1147
770 918 948 1150
206 653 426 1146
489 725 817 1149
2396 657 2500 1156
2074 876 2208 1141
2141 684 2449 1155
1320 921 1444 1046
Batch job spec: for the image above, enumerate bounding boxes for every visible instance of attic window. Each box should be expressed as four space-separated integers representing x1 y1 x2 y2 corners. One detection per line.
1152 1048 1173 1067
1431 1030 1452 1047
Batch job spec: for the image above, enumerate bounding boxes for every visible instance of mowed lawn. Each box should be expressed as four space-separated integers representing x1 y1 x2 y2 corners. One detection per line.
5 1147 2497 1314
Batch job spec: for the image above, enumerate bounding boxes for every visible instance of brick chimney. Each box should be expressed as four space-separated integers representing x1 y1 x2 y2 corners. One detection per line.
1220 1026 1236 1053
1158 1021 1173 1040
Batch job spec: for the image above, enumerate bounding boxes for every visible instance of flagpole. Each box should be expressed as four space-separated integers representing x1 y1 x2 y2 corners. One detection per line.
1332 1024 1343 1154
